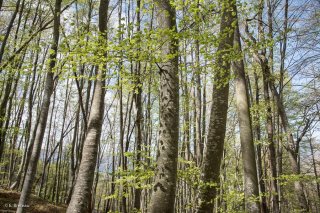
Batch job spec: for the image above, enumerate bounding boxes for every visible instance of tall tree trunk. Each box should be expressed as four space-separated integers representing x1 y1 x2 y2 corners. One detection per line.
195 0 202 165
17 0 61 211
66 0 109 212
253 72 268 213
277 0 288 210
133 0 143 210
149 0 179 212
66 104 79 203
257 2 279 212
261 59 280 213
263 44 309 212
37 90 56 197
232 9 260 212
197 0 235 211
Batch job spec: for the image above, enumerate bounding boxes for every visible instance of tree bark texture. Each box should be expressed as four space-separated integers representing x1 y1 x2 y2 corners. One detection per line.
149 0 179 212
197 0 235 212
66 0 109 212
233 9 260 212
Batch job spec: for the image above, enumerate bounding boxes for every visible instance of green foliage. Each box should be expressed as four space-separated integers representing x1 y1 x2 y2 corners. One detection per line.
177 158 201 186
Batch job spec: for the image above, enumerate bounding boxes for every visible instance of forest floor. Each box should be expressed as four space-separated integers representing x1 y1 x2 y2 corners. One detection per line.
0 189 66 213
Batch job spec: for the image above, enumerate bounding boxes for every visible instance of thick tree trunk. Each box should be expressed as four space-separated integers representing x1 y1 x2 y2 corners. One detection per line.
149 0 179 212
232 11 260 212
17 0 61 211
196 0 235 211
66 0 109 212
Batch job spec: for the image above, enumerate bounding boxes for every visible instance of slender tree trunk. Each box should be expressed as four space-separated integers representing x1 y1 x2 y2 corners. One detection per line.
133 0 143 210
260 59 279 213
17 0 61 211
197 0 235 211
149 0 179 212
38 90 56 197
232 10 260 212
66 0 109 212
277 1 288 210
256 2 279 212
0 0 21 67
66 104 79 203
8 72 29 185
253 72 268 213
54 80 70 204
309 138 320 203
265 53 309 212
9 53 43 189
195 0 202 165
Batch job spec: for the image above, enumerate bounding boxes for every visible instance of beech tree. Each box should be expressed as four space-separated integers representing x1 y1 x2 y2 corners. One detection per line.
232 4 260 212
66 0 109 212
148 0 179 212
197 0 236 211
0 0 318 212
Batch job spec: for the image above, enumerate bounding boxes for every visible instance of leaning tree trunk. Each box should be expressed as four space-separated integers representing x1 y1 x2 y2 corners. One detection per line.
66 0 109 212
232 8 260 212
148 0 179 212
17 0 61 212
196 0 235 212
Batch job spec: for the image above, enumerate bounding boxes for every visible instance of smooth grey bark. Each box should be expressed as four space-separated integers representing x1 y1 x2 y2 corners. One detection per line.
149 0 179 212
66 5 94 196
16 0 61 211
196 0 235 212
244 2 280 211
232 10 260 212
66 0 109 212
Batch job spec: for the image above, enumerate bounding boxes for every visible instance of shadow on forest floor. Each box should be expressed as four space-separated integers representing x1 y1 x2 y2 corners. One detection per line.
0 189 66 213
